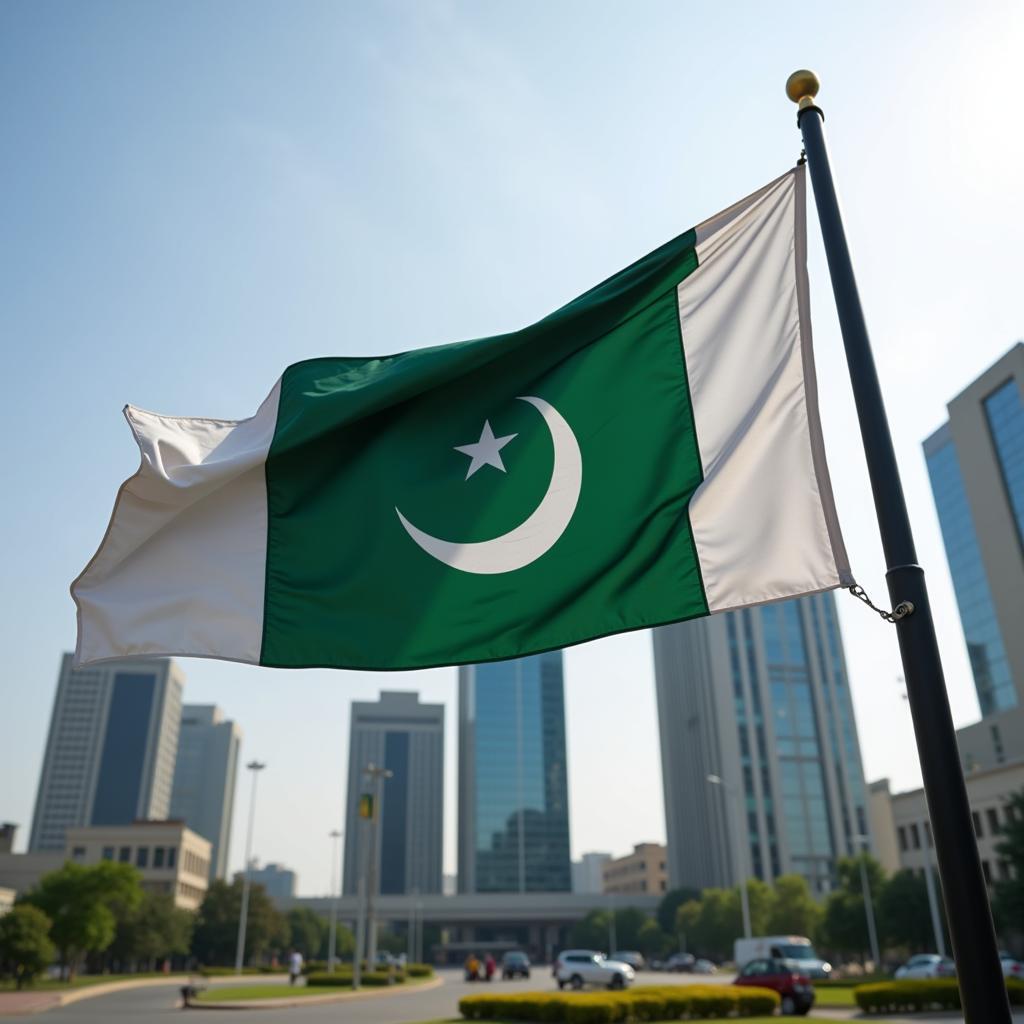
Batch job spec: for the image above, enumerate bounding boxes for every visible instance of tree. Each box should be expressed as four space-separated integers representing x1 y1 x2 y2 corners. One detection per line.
287 908 324 959
24 861 142 979
636 918 673 958
657 888 700 936
675 888 739 959
820 855 885 958
0 905 56 989
878 869 935 953
191 880 289 966
108 891 194 970
767 874 823 938
568 909 610 950
994 791 1024 935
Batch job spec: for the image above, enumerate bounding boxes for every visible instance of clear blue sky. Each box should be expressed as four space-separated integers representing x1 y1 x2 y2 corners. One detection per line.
1 0 1021 894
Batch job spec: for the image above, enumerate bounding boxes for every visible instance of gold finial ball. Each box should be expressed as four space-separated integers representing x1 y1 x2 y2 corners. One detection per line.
786 69 820 105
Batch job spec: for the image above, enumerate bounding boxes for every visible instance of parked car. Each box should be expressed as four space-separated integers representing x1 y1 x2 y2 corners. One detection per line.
665 952 695 973
610 951 645 972
501 951 531 980
735 958 814 1016
553 950 635 990
692 958 717 974
999 951 1024 979
894 954 955 979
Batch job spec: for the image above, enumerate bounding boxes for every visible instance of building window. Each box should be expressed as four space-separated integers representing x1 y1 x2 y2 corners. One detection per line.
154 847 165 868
898 826 908 852
101 846 114 861
167 846 177 868
910 823 921 849
972 811 983 838
119 846 131 863
987 808 1000 834
71 846 86 861
136 847 148 868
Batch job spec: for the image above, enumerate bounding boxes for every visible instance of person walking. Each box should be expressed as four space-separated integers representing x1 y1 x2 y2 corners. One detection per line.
289 949 304 986
484 953 496 982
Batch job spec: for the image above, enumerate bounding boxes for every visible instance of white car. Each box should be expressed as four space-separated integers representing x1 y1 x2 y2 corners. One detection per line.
1000 954 1023 980
894 954 955 979
554 950 635 990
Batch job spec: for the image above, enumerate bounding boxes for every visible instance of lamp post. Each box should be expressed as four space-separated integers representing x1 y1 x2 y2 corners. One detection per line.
327 829 343 972
854 835 881 969
234 760 266 974
362 763 392 969
707 774 751 938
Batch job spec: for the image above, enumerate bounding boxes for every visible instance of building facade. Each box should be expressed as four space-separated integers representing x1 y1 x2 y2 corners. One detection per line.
572 852 612 895
602 843 668 896
343 691 444 896
923 343 1024 719
170 704 241 880
66 821 210 910
240 862 297 906
458 652 571 894
30 654 184 852
654 592 870 896
871 760 1024 892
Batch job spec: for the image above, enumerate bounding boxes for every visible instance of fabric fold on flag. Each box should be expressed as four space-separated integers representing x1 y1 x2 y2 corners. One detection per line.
73 164 852 671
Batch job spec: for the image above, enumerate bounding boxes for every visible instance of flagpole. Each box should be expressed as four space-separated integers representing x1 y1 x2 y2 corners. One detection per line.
786 70 1010 1023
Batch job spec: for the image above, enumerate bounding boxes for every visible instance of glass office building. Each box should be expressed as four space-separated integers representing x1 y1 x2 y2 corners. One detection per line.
923 343 1024 721
458 652 571 893
655 592 869 896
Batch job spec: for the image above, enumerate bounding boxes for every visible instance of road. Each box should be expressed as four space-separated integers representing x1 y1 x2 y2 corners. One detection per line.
2 969 1020 1023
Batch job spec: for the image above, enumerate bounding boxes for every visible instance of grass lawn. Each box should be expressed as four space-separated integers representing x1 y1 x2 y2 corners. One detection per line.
195 984 341 1002
812 985 858 1006
0 972 171 993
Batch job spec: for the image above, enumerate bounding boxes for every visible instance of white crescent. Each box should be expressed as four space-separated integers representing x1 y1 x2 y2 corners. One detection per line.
395 396 582 575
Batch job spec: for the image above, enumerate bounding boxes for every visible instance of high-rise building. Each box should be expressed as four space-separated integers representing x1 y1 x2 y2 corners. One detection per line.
572 852 612 894
923 343 1024 719
458 651 571 893
342 692 443 896
169 704 241 880
238 862 296 907
30 654 184 852
654 593 869 896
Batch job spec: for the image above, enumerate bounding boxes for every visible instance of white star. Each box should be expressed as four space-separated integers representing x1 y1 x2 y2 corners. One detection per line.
454 420 518 480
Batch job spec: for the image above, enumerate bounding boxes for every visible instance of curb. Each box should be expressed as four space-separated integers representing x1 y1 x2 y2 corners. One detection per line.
189 975 443 1010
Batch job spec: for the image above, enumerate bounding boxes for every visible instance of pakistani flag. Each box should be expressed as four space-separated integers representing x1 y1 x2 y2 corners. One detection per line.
73 166 850 670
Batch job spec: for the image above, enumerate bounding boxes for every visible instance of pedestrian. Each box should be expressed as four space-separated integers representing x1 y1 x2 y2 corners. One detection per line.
484 953 496 982
289 948 303 986
464 953 479 981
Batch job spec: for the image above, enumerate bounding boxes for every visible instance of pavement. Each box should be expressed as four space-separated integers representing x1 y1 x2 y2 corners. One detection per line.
1 969 1022 1023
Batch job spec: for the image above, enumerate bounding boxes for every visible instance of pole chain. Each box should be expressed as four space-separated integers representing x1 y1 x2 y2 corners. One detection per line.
846 583 914 624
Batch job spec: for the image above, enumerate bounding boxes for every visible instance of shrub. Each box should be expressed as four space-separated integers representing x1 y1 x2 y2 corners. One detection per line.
199 966 265 976
854 979 961 1014
361 969 403 986
406 962 434 977
305 971 354 987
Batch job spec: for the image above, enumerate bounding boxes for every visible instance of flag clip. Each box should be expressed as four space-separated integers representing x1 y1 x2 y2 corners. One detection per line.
846 584 914 624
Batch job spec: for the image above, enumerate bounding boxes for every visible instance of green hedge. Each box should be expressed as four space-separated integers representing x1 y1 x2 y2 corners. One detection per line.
305 972 354 987
854 979 1024 1014
406 963 434 977
458 985 779 1021
198 966 286 977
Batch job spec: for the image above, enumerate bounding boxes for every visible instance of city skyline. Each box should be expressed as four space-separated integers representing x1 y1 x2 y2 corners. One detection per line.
2 2 1022 895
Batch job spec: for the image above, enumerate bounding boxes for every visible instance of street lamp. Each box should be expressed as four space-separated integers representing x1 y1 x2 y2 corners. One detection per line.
707 773 751 938
235 760 267 974
327 829 343 972
854 835 881 969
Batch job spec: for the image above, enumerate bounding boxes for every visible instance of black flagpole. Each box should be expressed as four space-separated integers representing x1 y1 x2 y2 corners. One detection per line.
786 70 1010 1023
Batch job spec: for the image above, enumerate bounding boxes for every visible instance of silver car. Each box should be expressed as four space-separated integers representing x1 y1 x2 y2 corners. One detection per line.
554 949 635 990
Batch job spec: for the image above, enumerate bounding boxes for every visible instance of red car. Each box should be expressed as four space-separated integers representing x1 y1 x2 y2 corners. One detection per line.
735 957 815 1016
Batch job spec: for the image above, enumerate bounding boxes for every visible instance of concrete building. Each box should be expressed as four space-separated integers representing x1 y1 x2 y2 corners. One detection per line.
654 592 870 896
602 843 668 896
66 821 210 910
30 654 184 852
170 704 241 880
0 888 14 916
0 824 64 896
867 779 902 874
343 692 443 896
0 824 16 854
871 760 1024 892
239 862 297 906
572 852 612 894
923 343 1024 721
459 652 571 894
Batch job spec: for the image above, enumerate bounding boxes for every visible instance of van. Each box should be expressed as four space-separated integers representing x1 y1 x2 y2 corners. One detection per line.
733 935 832 979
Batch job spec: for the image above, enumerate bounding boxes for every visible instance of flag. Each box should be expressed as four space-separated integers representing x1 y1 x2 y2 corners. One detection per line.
73 165 851 670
